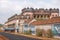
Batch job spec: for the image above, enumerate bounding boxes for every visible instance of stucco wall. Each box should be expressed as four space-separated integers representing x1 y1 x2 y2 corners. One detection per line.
5 20 17 26
23 12 33 15
23 12 33 19
35 24 52 30
19 20 24 33
50 13 58 18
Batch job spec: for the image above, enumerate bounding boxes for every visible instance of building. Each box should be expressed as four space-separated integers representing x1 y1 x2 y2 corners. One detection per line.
30 17 60 35
4 7 60 36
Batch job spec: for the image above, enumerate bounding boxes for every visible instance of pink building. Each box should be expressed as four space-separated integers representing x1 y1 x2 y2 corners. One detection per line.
4 7 60 37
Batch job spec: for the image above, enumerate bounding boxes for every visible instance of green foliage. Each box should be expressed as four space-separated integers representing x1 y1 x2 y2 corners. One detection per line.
46 29 53 38
0 24 3 27
36 29 43 37
36 31 42 37
36 29 53 38
24 30 31 35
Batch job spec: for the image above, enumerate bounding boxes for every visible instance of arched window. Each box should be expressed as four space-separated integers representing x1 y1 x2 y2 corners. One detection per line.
41 15 43 18
48 15 49 18
34 15 36 18
37 15 39 18
55 15 57 17
52 15 54 17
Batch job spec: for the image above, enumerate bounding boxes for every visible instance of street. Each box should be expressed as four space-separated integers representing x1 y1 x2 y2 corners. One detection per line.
0 32 41 40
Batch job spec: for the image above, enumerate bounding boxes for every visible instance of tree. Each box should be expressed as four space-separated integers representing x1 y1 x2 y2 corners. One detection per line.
0 24 3 27
46 29 53 38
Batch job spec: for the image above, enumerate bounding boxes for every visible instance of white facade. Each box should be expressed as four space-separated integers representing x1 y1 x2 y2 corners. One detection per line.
35 24 52 31
22 24 52 35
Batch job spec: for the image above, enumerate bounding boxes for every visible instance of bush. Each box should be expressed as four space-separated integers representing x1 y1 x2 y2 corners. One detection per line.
46 29 53 38
36 29 53 38
36 31 42 37
24 30 31 35
36 29 43 37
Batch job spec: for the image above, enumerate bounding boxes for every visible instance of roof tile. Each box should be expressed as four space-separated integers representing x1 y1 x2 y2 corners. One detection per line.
31 17 60 25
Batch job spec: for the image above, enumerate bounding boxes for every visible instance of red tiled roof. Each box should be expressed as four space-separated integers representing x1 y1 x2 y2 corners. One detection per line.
31 17 60 25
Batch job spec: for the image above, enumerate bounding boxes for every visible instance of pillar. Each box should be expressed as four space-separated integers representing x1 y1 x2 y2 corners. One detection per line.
19 20 24 33
36 15 37 19
39 15 41 19
46 15 48 19
19 24 23 33
43 15 44 19
15 20 19 33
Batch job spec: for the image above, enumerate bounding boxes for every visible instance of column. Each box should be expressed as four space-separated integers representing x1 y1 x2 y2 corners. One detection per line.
45 15 47 19
15 20 19 33
39 15 41 19
46 15 48 19
43 15 45 19
19 20 24 33
36 15 37 19
20 24 23 33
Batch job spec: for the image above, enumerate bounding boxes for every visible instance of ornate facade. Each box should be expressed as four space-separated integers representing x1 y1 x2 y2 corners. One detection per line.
4 7 59 33
21 7 59 19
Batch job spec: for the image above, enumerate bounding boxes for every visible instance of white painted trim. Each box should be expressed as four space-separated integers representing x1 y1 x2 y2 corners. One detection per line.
29 19 36 25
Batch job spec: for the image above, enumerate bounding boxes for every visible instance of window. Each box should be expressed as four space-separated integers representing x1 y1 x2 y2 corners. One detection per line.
25 25 28 27
48 15 49 17
24 25 28 31
52 15 54 17
31 31 35 34
55 15 57 17
37 15 39 18
34 15 36 18
41 15 43 18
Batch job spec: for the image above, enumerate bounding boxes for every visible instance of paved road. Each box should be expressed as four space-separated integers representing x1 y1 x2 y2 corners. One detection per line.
0 32 41 40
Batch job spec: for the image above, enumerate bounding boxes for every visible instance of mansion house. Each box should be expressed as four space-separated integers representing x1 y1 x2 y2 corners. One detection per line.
4 7 60 36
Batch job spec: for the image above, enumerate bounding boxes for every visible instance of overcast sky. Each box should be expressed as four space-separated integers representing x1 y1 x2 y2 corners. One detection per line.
0 0 60 24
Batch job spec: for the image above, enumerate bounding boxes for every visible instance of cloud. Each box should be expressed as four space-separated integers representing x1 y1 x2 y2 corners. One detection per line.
0 0 60 24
